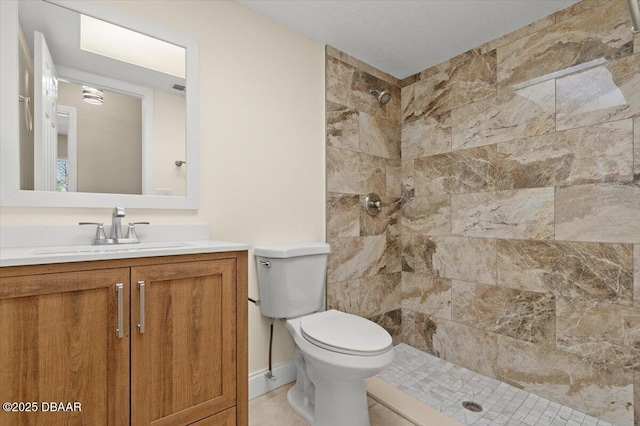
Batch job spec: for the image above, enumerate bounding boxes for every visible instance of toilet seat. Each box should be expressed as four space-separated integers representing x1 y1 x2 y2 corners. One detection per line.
300 310 392 356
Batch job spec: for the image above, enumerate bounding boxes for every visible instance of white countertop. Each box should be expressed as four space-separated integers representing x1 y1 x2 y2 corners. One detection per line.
0 240 251 267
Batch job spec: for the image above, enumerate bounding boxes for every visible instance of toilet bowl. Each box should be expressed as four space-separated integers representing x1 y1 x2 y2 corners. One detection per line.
254 242 396 426
285 310 395 426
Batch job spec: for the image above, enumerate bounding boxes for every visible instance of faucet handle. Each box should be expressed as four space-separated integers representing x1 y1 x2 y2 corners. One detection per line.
125 222 150 240
79 222 107 244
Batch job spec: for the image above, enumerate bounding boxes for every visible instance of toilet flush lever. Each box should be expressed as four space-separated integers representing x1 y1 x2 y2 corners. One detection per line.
259 260 271 268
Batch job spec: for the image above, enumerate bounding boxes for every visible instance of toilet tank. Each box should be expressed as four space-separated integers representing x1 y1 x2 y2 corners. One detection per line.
254 242 330 319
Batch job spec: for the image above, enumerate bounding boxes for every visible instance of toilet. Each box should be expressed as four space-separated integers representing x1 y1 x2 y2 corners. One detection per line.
255 242 395 426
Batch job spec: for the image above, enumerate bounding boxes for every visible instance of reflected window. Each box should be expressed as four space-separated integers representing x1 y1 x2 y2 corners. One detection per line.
56 158 68 192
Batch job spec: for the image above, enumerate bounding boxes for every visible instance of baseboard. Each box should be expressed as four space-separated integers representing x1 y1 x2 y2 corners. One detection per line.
248 359 297 400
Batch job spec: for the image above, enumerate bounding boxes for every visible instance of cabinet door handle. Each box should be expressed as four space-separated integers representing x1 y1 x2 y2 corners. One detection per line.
116 283 124 338
137 281 145 334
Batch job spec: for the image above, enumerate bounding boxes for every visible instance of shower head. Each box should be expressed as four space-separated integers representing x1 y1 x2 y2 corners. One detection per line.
369 88 392 105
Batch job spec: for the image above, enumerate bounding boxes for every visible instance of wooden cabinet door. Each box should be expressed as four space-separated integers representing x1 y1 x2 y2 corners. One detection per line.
0 268 130 426
131 259 237 426
188 407 235 426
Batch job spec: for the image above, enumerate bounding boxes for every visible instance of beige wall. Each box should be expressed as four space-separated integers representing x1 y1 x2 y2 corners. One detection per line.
153 90 186 196
0 0 326 375
57 81 142 194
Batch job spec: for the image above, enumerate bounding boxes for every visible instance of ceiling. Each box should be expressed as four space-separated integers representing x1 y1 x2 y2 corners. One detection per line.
235 0 580 79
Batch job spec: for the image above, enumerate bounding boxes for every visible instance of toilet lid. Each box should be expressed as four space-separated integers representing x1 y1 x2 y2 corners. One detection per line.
300 310 392 356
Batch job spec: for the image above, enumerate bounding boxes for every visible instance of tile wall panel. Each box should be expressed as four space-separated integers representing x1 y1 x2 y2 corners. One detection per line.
451 80 555 150
450 187 554 239
328 2 640 423
496 120 634 190
555 182 640 243
556 53 640 131
496 0 632 91
325 48 402 337
497 335 634 425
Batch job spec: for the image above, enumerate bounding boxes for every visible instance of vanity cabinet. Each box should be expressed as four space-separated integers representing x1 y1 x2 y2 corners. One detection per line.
0 251 248 426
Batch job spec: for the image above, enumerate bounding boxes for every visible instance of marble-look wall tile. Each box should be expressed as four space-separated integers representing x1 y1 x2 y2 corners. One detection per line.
412 49 496 118
451 187 554 239
327 193 360 237
401 234 435 274
555 182 640 243
412 312 435 354
326 56 355 108
556 298 640 369
497 0 632 91
370 308 402 345
326 272 401 319
448 145 497 194
401 195 450 236
401 235 414 273
350 68 400 122
326 54 400 123
401 160 414 199
635 117 639 181
415 313 498 378
326 45 400 87
554 0 611 23
327 147 386 195
497 335 634 425
635 371 639 426
400 308 416 347
359 112 400 159
401 83 415 122
386 158 401 198
556 54 640 131
633 371 640 426
415 146 497 196
327 101 359 151
402 272 451 320
414 154 451 196
497 120 634 190
452 280 555 344
431 236 497 284
385 235 402 275
401 112 451 159
635 245 639 308
496 239 634 305
360 196 401 237
480 14 556 53
327 236 388 283
451 80 555 151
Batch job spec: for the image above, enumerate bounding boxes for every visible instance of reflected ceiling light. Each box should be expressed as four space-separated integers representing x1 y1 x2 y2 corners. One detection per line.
80 15 186 79
82 86 104 105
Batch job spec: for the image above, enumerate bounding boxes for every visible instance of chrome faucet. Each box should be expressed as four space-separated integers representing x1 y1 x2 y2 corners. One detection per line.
111 207 126 240
79 207 149 245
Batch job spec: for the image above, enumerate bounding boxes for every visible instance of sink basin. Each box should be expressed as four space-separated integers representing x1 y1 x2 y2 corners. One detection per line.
29 241 195 256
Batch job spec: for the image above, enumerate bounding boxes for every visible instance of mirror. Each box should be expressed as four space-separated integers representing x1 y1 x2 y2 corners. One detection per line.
1 0 199 209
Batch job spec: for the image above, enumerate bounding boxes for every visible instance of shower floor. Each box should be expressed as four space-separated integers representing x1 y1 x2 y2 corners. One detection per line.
376 344 615 426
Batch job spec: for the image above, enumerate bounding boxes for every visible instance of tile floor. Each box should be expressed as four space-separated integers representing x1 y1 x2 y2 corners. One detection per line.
378 344 615 426
249 382 414 426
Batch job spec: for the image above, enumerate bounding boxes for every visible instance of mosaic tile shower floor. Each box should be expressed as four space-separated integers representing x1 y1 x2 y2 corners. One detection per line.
377 344 615 426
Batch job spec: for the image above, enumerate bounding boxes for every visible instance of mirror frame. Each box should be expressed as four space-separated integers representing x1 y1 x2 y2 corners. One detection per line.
0 0 199 209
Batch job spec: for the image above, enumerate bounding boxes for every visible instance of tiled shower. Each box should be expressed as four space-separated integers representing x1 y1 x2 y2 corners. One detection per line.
325 0 640 425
